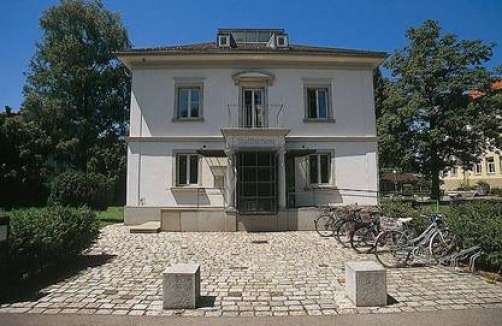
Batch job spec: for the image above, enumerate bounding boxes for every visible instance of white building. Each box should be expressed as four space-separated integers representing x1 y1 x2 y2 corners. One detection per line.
117 28 386 232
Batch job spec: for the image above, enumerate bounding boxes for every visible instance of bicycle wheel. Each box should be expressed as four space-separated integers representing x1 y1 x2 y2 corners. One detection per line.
374 230 410 268
315 213 334 237
335 219 357 248
429 228 463 262
350 223 377 254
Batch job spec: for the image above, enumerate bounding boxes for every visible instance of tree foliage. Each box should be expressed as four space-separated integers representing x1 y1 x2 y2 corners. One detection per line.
0 111 52 208
379 20 501 198
22 0 131 175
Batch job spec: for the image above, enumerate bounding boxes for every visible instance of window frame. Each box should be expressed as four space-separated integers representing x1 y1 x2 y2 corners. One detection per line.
486 157 496 174
303 82 335 122
173 82 204 121
473 162 482 175
308 153 332 186
175 153 200 186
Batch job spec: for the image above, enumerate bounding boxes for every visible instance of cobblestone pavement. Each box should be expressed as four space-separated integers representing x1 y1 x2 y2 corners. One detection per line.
1 224 502 317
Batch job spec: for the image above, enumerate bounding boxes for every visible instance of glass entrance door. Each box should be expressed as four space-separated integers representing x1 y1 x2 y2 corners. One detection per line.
237 152 277 214
243 89 265 128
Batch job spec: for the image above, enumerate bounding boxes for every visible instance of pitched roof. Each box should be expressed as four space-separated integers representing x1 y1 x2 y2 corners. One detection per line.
117 42 387 58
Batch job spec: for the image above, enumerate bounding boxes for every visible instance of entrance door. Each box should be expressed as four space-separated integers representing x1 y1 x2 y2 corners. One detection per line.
237 152 277 214
242 89 265 128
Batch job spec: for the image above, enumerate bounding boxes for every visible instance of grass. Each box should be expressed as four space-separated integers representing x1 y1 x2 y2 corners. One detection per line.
96 206 123 228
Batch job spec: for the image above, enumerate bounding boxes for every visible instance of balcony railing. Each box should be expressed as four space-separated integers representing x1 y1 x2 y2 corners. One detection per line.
225 104 285 129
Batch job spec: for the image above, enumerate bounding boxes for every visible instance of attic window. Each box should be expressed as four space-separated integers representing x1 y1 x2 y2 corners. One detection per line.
276 35 288 48
218 35 230 48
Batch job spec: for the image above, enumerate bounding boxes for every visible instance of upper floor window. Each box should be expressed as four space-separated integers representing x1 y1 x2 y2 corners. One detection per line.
309 153 331 185
473 162 482 174
307 87 329 119
486 157 496 174
176 154 199 186
176 86 202 119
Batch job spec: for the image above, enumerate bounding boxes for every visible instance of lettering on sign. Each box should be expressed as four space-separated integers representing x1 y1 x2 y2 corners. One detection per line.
228 136 284 148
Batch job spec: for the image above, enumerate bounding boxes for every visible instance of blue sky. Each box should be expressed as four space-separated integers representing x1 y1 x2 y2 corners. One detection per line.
1 0 501 110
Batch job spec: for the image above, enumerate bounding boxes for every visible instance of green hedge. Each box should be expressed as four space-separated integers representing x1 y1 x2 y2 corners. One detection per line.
449 202 502 272
7 206 99 280
49 172 114 210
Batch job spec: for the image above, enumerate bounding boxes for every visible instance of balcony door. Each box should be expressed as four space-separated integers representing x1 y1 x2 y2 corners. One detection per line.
242 88 265 128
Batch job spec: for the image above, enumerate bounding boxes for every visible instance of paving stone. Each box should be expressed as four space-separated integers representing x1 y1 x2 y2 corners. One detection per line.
1 225 502 317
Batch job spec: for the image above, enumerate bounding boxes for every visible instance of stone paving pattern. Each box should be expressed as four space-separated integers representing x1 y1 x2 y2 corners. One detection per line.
1 224 502 316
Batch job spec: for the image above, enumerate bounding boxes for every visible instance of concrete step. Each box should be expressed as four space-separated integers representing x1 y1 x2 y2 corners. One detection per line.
130 221 161 233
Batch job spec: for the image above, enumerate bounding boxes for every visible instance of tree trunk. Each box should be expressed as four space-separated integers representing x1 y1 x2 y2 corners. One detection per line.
430 142 441 200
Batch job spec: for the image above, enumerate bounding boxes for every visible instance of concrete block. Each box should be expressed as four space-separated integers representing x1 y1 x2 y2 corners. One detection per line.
345 261 387 307
124 207 161 225
197 210 225 231
180 211 198 231
163 263 200 309
161 210 180 232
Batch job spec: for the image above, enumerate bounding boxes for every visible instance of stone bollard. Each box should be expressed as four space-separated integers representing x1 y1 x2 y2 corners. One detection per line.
163 263 200 309
345 261 387 307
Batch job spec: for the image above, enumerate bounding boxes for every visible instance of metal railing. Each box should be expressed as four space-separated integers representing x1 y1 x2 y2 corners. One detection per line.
225 104 285 129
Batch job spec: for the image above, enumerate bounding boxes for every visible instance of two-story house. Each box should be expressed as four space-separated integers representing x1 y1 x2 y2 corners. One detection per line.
117 29 386 232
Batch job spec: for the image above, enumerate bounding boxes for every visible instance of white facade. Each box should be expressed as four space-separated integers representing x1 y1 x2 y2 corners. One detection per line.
118 29 385 231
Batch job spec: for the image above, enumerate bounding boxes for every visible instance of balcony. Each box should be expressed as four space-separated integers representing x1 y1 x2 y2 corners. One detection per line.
225 104 285 129
221 104 290 150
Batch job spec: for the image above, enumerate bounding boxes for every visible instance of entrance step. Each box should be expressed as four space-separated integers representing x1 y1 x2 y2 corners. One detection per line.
130 221 161 233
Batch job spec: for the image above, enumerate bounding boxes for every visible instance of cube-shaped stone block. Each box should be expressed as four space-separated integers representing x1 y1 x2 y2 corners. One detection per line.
163 263 200 309
345 261 387 307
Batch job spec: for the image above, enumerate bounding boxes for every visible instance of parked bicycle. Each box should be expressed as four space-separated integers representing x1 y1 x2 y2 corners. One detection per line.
350 214 416 254
374 215 462 268
314 204 344 237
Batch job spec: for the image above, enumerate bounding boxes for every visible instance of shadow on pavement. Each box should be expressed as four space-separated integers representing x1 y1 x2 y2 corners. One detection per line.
0 254 116 304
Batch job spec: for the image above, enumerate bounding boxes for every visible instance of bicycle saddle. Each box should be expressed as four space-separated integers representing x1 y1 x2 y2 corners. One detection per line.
398 217 413 224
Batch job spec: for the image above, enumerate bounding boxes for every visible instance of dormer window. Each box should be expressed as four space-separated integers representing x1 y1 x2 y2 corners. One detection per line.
218 35 230 48
276 35 288 48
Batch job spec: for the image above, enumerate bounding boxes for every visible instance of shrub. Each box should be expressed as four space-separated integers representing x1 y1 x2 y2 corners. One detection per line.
49 172 114 210
7 206 99 280
490 187 502 197
379 199 440 234
448 202 502 272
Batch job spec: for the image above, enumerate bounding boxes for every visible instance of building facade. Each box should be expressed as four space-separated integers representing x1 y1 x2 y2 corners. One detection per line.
117 29 386 231
442 151 502 191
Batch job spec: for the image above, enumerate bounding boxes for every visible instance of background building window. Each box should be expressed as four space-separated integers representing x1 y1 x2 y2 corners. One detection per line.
177 87 201 119
306 87 329 119
177 154 199 185
486 157 496 174
309 154 330 184
473 163 482 174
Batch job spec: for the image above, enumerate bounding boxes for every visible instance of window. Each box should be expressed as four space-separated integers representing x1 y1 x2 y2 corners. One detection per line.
176 154 199 185
306 86 330 119
473 163 482 174
176 86 201 119
218 35 229 47
486 157 496 174
309 154 330 184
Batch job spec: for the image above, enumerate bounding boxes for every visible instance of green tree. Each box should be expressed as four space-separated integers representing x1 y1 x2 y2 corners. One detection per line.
382 20 501 199
22 0 131 176
0 111 52 208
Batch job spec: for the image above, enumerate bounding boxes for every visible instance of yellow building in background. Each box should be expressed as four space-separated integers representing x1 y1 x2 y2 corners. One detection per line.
442 151 502 191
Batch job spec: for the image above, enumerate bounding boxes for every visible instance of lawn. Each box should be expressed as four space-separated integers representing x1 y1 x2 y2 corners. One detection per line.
96 206 123 228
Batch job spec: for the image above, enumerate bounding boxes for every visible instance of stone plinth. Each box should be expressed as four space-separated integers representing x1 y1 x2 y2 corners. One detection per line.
163 263 200 309
345 261 387 307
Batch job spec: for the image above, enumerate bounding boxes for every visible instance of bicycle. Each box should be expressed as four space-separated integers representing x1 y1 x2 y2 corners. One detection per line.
314 204 343 237
333 206 367 248
374 215 462 268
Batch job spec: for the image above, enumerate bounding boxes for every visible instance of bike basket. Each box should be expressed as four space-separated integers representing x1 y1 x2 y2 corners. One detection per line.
380 217 403 231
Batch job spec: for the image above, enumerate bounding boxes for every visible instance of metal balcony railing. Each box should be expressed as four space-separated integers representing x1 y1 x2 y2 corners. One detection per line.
225 104 285 129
